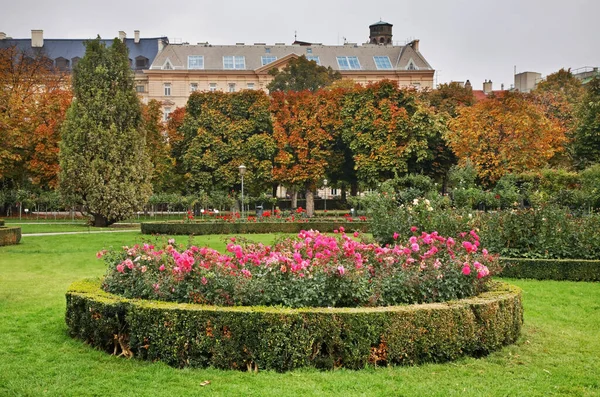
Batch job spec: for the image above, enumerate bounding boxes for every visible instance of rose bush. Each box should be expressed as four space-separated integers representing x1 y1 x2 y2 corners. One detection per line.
101 228 498 308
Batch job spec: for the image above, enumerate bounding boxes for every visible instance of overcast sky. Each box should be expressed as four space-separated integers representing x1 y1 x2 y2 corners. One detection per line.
2 0 598 89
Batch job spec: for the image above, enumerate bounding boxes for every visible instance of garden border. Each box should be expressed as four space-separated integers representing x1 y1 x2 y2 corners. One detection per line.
66 279 523 372
499 258 600 282
140 221 369 235
0 225 21 246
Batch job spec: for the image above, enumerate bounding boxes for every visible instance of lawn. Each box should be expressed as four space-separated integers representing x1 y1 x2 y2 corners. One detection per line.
0 232 599 396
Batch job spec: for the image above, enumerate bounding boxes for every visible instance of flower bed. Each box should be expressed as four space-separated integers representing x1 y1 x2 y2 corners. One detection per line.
140 221 369 236
65 278 523 371
0 225 21 246
102 229 497 308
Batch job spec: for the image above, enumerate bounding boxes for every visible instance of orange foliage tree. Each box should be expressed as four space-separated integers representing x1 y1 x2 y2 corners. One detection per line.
271 89 342 216
448 92 567 184
0 45 71 189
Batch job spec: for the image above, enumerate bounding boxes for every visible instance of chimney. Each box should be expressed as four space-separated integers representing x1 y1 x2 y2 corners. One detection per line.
31 30 44 47
158 38 165 52
483 80 493 94
465 79 472 89
119 31 126 41
134 30 140 44
501 83 504 91
0 32 6 40
410 39 420 52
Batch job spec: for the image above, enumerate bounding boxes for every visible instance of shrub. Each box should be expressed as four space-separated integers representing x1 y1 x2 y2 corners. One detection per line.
102 229 498 308
66 278 523 371
0 226 21 246
499 258 600 281
141 221 369 236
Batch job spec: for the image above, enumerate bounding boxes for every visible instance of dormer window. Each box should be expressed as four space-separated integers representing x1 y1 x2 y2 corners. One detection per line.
223 56 245 69
135 56 149 69
261 56 277 66
188 55 204 69
373 56 392 70
162 59 173 70
55 57 69 71
337 56 361 70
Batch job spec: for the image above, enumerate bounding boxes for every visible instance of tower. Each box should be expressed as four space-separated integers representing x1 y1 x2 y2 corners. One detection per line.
369 20 393 45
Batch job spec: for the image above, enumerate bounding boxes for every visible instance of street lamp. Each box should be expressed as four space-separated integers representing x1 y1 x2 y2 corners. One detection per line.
239 164 247 217
323 179 328 212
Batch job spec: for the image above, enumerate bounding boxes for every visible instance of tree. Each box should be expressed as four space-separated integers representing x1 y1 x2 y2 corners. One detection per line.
339 80 447 188
0 45 71 189
424 81 475 118
448 92 567 184
572 77 600 168
267 55 341 93
59 37 152 227
271 89 342 216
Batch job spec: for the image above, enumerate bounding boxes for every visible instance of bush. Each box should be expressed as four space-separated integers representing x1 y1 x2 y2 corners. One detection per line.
66 278 523 371
141 221 369 236
0 226 21 246
102 229 498 308
499 258 600 281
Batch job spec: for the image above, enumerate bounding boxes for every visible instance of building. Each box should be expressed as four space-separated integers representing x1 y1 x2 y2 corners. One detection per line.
514 71 542 93
0 29 168 103
145 21 435 117
572 66 599 85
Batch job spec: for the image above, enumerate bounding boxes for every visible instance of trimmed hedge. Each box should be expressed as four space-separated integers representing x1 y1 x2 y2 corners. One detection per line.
0 219 4 226
66 279 523 372
500 258 600 282
141 221 369 236
0 226 21 246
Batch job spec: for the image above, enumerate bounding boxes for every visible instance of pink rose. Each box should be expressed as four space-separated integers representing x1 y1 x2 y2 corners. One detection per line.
410 226 418 232
462 265 471 275
393 232 400 240
337 265 346 275
116 264 125 273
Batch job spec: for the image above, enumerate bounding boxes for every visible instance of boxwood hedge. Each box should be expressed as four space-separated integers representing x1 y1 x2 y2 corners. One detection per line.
141 221 369 236
66 279 523 372
500 258 600 282
0 226 21 246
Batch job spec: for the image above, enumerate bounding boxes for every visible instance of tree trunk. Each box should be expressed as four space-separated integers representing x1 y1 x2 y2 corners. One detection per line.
291 188 298 209
305 188 315 217
93 214 111 227
351 183 359 196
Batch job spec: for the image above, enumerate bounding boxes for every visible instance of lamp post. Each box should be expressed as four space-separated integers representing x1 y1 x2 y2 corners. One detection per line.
323 179 328 212
239 164 246 217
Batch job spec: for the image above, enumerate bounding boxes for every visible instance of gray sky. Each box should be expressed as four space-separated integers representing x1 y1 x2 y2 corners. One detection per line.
2 0 598 89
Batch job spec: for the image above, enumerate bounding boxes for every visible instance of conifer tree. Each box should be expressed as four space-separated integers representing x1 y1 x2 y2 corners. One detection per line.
59 37 151 226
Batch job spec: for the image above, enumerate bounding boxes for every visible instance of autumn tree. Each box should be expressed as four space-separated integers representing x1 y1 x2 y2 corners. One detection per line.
271 89 342 216
339 80 447 188
0 45 71 190
448 91 567 184
424 81 475 118
572 77 600 168
178 90 275 197
267 55 341 93
59 37 152 226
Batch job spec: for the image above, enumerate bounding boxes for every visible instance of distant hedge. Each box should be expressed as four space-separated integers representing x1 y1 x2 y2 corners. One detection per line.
66 279 523 372
141 221 369 235
500 258 600 282
0 226 21 246
0 219 4 226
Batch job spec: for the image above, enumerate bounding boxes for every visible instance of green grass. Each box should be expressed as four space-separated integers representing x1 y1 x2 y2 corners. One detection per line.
1 232 599 396
5 222 139 234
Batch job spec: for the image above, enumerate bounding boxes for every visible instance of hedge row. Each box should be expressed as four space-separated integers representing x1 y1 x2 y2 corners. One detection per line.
500 258 600 282
0 219 4 226
66 279 523 372
141 221 369 236
0 226 21 246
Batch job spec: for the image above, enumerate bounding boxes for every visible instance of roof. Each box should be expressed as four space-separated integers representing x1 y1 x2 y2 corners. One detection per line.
0 36 168 70
150 42 433 72
473 90 507 101
370 21 393 27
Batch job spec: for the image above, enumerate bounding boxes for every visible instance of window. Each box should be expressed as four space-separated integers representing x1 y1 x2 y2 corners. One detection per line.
261 55 277 66
306 48 312 54
135 56 149 69
373 56 392 70
209 83 217 92
223 56 245 69
265 48 271 53
228 83 236 92
247 82 255 90
163 107 171 121
136 85 145 93
55 57 69 71
162 59 173 70
188 55 204 69
306 55 320 65
406 60 418 70
163 83 171 96
71 57 81 69
190 83 198 92
336 56 361 70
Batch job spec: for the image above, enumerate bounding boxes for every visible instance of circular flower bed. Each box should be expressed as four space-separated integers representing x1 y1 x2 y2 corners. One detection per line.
102 228 498 308
0 222 21 246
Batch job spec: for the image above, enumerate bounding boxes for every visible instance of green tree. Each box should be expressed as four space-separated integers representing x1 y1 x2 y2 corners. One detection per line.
59 37 152 227
572 77 600 169
267 55 341 93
